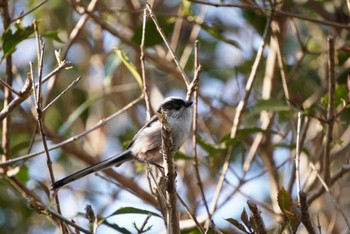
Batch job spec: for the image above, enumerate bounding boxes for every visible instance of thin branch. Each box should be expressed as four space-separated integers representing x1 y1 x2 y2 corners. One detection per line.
140 7 152 120
324 36 335 185
295 111 302 204
187 0 350 29
146 3 190 87
299 192 316 234
30 61 65 234
43 76 82 112
208 10 273 216
0 61 71 122
177 193 205 233
10 0 48 23
1 0 13 163
190 41 210 222
0 95 144 167
0 79 21 96
0 74 33 122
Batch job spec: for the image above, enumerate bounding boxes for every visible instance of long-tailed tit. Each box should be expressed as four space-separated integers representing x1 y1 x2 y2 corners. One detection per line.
52 97 193 189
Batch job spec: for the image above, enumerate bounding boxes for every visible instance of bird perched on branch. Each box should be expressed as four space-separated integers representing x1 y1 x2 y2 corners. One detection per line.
52 96 193 189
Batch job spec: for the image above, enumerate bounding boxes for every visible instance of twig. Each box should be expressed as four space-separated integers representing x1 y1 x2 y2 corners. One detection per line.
63 0 99 59
146 3 190 87
10 0 47 23
176 193 205 233
6 176 91 234
1 0 13 162
43 76 82 112
295 111 302 204
158 110 180 234
299 192 316 234
0 74 33 122
30 55 65 234
0 95 144 167
324 36 335 185
139 214 152 233
0 79 21 96
140 7 152 120
190 41 209 221
187 0 350 29
208 9 273 217
0 61 70 122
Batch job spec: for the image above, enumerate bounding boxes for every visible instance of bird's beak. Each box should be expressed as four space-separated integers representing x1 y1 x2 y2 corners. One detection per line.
185 100 193 107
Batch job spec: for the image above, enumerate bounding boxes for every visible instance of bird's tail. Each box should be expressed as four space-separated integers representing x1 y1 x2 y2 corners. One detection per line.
52 151 132 190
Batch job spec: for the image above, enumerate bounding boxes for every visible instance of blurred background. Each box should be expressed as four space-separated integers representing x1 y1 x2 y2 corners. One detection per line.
0 0 350 233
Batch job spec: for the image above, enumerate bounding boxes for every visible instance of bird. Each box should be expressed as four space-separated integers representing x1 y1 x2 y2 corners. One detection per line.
52 96 193 189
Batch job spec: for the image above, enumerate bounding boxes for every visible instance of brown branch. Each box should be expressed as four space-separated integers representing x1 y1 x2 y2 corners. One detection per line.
1 0 13 163
140 7 152 120
0 95 144 167
324 36 335 185
187 0 350 29
208 9 273 216
6 177 91 234
299 192 316 234
146 3 190 87
0 73 32 123
158 110 180 234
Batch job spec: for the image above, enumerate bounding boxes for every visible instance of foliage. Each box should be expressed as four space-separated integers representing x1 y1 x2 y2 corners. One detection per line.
0 0 350 233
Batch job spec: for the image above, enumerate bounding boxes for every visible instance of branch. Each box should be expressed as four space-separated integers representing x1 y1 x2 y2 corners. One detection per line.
158 110 180 234
299 192 316 234
324 36 335 185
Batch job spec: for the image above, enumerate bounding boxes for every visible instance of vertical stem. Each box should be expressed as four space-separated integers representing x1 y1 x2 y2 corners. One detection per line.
140 7 151 120
192 41 210 221
0 0 13 162
324 36 335 185
159 113 180 234
295 111 302 204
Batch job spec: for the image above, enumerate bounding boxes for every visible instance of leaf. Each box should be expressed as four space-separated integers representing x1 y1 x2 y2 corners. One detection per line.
105 206 162 219
132 18 172 47
197 135 226 154
114 48 142 88
201 22 240 48
225 218 250 234
240 208 250 230
277 187 292 214
287 204 301 234
103 220 132 234
321 84 349 107
1 22 34 59
252 99 290 114
42 30 64 43
221 128 281 148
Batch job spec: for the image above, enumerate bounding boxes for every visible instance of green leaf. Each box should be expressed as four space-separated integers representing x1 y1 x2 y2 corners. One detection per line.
103 220 132 234
132 19 165 47
321 84 349 107
225 218 250 234
201 22 240 48
253 99 290 114
197 135 226 154
105 207 162 219
42 30 64 43
174 151 193 161
114 48 142 88
277 187 292 214
58 94 98 135
1 22 34 59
